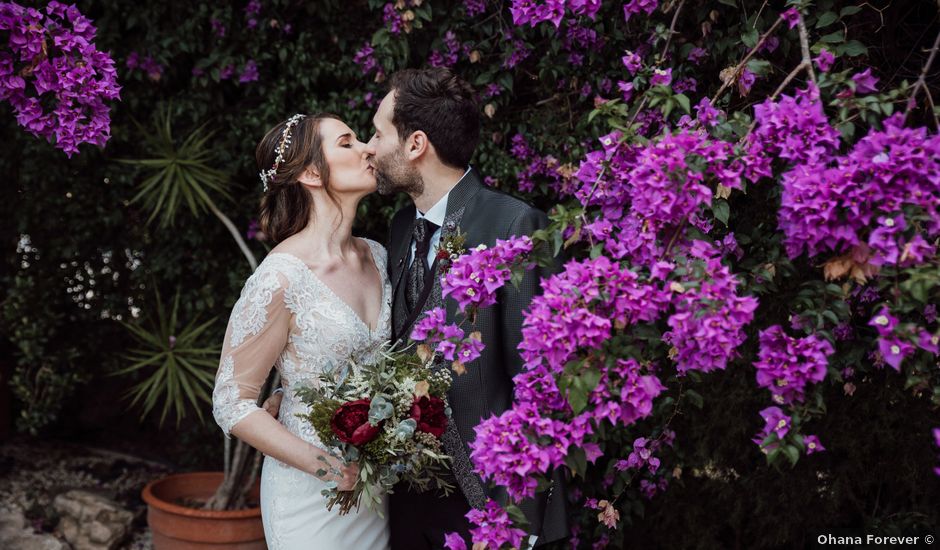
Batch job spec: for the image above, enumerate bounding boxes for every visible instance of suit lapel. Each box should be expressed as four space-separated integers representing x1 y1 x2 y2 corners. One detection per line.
425 202 487 510
390 215 414 298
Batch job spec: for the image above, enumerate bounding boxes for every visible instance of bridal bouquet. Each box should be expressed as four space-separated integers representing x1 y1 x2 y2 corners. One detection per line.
296 344 455 514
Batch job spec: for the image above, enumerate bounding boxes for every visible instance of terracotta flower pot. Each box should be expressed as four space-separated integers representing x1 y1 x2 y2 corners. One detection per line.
142 472 265 550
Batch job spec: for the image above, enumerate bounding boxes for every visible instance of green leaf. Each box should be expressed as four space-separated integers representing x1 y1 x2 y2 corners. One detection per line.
568 381 589 414
674 93 691 113
819 31 845 44
840 6 863 17
837 121 856 140
838 40 868 57
685 389 704 409
745 59 772 76
371 28 389 47
565 446 588 477
782 444 800 467
504 504 530 527
741 29 759 49
712 200 730 226
567 367 602 414
815 12 839 29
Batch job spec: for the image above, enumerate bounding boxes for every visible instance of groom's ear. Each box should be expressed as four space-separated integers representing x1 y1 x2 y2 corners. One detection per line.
297 167 322 188
405 131 429 161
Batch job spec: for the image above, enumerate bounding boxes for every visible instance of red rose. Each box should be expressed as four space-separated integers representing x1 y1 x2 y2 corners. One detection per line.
331 399 382 446
410 396 447 438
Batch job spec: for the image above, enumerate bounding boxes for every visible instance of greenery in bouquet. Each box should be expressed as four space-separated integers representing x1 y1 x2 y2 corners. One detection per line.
296 343 456 514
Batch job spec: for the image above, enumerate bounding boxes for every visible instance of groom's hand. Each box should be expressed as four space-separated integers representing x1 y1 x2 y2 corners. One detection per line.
262 391 283 418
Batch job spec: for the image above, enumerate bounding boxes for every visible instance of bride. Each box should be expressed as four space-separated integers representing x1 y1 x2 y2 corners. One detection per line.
211 113 391 549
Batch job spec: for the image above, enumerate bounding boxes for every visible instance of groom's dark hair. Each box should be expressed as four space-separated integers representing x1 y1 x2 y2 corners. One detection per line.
388 68 480 169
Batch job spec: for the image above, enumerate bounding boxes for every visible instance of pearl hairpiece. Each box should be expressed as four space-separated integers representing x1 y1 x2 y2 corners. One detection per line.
259 113 306 192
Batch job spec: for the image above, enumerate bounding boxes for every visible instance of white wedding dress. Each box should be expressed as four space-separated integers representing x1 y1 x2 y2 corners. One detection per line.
212 238 392 550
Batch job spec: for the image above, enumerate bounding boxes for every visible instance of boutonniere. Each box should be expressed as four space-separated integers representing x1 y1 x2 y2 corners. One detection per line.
434 229 467 275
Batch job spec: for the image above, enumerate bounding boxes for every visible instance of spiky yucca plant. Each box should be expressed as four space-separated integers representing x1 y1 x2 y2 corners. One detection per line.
115 289 218 427
118 107 266 510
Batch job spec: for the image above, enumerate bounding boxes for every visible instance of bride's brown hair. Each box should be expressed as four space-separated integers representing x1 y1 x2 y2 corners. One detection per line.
256 113 342 244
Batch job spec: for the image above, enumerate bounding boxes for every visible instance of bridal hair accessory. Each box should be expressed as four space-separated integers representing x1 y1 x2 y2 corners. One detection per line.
259 113 306 192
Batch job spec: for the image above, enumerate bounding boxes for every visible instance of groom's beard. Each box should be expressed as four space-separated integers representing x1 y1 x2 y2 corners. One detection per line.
374 150 424 196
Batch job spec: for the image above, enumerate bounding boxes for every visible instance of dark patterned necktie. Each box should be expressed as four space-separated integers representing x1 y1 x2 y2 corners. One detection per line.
406 217 439 312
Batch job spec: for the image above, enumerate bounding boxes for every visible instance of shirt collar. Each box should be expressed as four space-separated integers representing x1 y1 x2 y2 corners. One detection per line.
415 166 472 226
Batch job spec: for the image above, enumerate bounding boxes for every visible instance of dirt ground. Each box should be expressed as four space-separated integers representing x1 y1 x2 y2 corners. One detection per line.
0 438 174 549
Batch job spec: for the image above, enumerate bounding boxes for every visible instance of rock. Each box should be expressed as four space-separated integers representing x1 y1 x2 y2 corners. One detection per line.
53 491 133 550
0 504 70 550
0 504 25 532
2 532 71 550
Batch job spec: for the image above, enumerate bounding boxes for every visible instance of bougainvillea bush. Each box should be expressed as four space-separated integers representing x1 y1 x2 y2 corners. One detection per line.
0 1 120 155
2 0 938 546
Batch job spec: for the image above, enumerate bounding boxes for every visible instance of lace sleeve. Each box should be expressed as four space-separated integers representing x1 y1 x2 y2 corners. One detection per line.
212 267 291 437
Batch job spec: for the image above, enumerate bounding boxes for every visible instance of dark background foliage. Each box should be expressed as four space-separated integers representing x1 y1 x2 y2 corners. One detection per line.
1 0 938 546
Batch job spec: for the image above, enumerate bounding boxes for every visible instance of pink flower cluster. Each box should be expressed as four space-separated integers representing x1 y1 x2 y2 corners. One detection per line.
125 51 163 81
443 500 528 550
588 358 665 427
663 241 759 374
428 31 469 68
519 256 669 372
471 403 592 499
353 42 380 78
0 1 120 156
867 306 938 372
509 133 572 194
441 235 534 312
933 428 940 476
410 307 484 364
752 406 790 453
623 0 657 21
753 325 834 404
740 84 841 184
620 436 661 473
573 129 734 267
778 113 940 262
509 0 602 28
464 0 487 17
382 3 405 34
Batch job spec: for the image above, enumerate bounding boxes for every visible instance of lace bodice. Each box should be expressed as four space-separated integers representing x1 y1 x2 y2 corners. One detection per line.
212 238 391 446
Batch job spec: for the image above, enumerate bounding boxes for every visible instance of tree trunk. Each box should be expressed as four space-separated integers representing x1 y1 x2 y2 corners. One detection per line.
201 198 264 510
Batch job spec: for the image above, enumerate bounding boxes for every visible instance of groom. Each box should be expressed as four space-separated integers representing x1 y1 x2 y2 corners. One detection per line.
365 68 567 549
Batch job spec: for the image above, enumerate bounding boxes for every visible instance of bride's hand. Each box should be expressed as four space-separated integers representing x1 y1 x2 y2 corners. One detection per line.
320 457 360 491
262 390 283 418
335 461 360 491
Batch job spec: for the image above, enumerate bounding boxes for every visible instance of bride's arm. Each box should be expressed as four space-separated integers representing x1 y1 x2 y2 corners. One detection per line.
212 270 356 486
230 404 356 483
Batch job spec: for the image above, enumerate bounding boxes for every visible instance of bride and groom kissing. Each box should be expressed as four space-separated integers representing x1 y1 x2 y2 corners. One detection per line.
211 67 567 549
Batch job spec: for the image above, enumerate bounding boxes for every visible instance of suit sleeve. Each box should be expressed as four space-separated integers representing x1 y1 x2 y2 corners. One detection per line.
499 207 554 380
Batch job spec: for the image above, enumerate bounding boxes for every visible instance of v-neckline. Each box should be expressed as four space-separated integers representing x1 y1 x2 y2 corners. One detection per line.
270 240 387 332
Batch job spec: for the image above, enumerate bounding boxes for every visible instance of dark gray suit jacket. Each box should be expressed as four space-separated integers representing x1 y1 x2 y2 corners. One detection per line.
387 168 568 544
